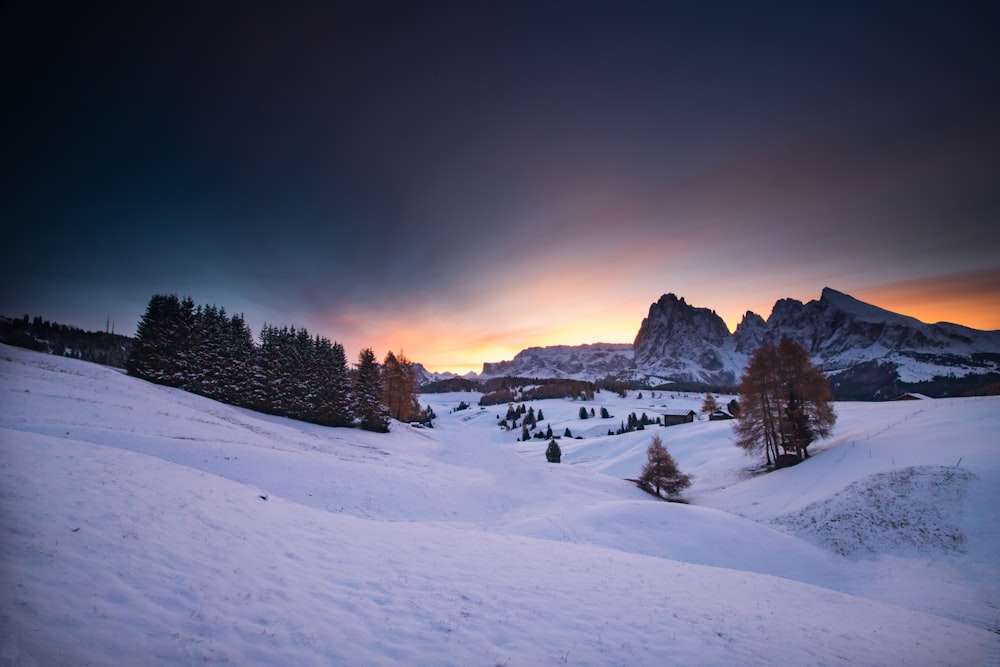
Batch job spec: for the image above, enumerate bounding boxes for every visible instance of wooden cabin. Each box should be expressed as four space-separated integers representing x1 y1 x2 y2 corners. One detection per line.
662 409 697 426
890 392 932 401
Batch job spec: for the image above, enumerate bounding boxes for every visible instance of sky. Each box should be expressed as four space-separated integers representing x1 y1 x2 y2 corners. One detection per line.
2 1 998 374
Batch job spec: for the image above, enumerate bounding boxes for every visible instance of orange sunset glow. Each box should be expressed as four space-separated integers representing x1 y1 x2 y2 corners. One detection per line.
3 3 997 374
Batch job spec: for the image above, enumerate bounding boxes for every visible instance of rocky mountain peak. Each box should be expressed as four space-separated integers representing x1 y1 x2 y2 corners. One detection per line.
632 293 736 384
733 311 767 353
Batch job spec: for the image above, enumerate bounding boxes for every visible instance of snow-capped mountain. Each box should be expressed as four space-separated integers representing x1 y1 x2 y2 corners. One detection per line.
738 288 1000 382
480 288 1000 394
632 293 742 385
411 362 469 385
479 343 634 380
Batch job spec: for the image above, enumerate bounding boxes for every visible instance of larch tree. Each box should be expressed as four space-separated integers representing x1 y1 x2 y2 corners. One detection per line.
734 339 836 467
701 391 719 415
638 434 691 498
381 349 421 422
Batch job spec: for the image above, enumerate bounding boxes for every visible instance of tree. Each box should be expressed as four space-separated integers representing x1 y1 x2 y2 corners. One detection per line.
563 427 573 438
382 350 420 422
221 312 256 405
734 339 836 466
127 294 194 387
701 391 719 415
600 406 611 419
579 406 589 419
354 348 389 432
312 338 352 426
638 434 691 498
545 440 561 463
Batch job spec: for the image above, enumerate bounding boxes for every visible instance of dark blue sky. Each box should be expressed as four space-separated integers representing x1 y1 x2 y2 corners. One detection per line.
3 1 998 371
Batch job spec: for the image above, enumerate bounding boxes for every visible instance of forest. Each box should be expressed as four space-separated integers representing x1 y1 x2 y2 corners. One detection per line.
0 314 131 368
126 294 426 432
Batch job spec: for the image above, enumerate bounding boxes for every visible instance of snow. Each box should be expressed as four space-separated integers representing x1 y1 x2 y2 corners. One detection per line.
1 344 998 665
819 287 922 327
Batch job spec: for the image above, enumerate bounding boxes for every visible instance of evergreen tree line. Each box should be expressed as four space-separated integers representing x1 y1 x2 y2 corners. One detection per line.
127 294 424 432
1 314 132 368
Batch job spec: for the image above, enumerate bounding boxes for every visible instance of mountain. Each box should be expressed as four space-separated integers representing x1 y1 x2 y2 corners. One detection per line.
632 293 742 385
411 362 469 385
739 288 1000 384
479 343 634 380
479 288 1000 397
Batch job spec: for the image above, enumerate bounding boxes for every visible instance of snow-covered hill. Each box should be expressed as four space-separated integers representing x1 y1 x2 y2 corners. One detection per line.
1 345 998 665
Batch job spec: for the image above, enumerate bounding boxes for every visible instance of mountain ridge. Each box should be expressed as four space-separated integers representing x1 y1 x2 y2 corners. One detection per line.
475 288 1000 397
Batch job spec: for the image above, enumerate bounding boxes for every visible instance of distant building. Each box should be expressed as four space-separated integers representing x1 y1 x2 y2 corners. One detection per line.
708 410 734 421
662 409 697 426
891 392 933 401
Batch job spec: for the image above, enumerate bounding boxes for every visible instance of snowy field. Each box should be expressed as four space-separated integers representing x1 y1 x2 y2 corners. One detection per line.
1 344 998 666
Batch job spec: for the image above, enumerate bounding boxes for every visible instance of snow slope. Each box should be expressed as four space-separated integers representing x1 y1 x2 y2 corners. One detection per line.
1 345 998 665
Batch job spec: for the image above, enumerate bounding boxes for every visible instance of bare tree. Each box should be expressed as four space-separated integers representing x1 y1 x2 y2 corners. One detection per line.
734 339 836 467
638 435 691 498
701 391 719 415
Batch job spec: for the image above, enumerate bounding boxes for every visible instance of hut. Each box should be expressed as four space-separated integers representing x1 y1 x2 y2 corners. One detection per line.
890 392 932 401
662 409 697 426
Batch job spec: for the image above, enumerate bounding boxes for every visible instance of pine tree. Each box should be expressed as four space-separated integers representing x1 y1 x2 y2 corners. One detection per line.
222 312 255 405
311 337 352 426
127 294 194 387
354 347 389 432
638 434 691 498
600 406 611 419
188 304 232 400
545 439 561 463
579 406 589 420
